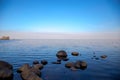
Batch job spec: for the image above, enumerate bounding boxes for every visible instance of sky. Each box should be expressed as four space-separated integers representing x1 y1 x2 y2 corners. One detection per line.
0 0 120 39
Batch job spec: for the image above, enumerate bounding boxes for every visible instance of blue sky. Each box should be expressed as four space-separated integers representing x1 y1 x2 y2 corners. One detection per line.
0 0 120 39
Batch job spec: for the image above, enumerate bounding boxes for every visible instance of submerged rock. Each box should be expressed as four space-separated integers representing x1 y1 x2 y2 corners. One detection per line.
52 61 61 64
56 50 67 59
0 60 13 80
70 67 77 71
71 52 79 56
65 62 74 68
33 60 39 64
63 58 69 61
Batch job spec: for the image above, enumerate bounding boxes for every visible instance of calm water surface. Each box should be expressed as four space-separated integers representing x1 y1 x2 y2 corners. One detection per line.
0 39 120 80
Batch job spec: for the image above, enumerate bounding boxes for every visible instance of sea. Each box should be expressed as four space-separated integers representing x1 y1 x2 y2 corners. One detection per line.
0 39 120 80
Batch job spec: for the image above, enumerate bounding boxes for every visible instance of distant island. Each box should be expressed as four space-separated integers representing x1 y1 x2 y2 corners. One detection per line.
0 36 10 40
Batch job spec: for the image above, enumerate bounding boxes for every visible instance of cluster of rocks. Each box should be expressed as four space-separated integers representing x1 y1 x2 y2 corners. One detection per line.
0 50 108 80
17 60 48 80
0 60 13 80
52 50 80 64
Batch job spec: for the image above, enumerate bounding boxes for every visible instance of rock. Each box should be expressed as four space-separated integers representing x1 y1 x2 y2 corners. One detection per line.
95 57 99 60
52 61 61 64
33 64 43 70
17 63 30 73
56 50 67 59
0 60 13 80
70 67 77 71
65 62 74 68
41 60 48 65
71 52 79 56
33 60 39 64
63 58 69 61
101 55 107 59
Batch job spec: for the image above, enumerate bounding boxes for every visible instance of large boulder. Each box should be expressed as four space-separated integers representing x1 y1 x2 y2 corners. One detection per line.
0 60 13 80
56 50 67 59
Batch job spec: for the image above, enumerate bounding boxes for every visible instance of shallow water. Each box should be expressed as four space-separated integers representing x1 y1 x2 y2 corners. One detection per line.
0 39 120 80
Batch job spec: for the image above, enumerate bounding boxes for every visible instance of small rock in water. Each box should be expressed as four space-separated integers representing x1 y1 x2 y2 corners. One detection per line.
63 58 69 61
101 55 107 59
70 67 77 71
41 60 48 65
57 59 61 62
95 57 99 60
71 52 79 56
33 60 39 64
52 61 61 64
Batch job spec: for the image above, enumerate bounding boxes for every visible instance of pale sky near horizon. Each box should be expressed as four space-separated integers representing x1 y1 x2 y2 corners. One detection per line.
0 0 120 39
